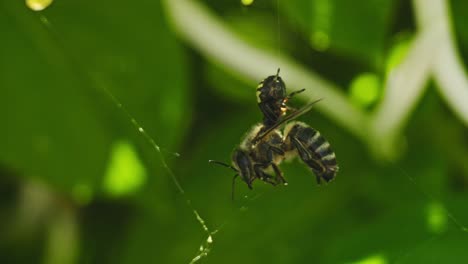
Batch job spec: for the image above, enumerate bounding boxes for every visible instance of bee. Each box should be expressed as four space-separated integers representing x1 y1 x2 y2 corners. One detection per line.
256 68 305 128
210 100 325 199
253 100 338 184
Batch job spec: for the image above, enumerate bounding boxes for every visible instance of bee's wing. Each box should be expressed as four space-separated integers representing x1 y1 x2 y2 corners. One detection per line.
253 98 323 142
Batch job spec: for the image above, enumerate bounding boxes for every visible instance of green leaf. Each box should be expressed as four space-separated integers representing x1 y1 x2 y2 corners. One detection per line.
452 0 468 52
0 0 189 199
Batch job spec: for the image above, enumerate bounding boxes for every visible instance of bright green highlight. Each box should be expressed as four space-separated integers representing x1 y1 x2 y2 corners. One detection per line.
241 0 254 6
426 202 447 234
104 140 147 197
350 254 387 264
72 184 93 205
349 73 381 107
310 31 330 51
386 37 412 75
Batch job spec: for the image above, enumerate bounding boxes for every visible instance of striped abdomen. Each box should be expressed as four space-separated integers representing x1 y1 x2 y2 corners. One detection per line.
284 122 338 183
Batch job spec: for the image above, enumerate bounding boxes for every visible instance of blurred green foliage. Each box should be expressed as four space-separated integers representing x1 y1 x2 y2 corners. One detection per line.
1 0 468 263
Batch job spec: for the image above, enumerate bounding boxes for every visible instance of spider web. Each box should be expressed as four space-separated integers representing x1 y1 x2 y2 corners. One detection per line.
32 1 468 263
389 164 468 263
99 82 218 264
33 13 219 263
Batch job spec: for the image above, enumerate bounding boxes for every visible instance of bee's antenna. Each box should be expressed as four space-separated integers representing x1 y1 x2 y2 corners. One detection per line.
209 160 238 172
232 174 238 201
275 68 281 79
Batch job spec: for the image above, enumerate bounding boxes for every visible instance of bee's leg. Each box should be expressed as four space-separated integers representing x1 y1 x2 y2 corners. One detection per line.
258 101 279 125
245 166 257 189
247 175 256 189
290 136 325 183
282 89 306 112
253 164 278 186
287 88 306 99
262 176 278 186
265 145 284 165
269 146 285 156
286 106 298 112
290 136 312 160
271 163 287 185
264 146 285 184
315 174 322 185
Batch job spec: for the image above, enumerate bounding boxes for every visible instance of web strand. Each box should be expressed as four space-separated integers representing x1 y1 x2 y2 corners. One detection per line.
394 164 468 233
276 0 281 60
35 13 215 263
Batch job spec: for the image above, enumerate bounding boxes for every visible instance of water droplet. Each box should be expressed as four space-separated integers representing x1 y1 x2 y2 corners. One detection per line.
26 0 53 11
138 127 144 132
207 235 213 243
284 182 288 186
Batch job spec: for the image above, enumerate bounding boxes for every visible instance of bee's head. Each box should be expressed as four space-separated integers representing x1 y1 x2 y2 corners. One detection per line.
232 149 254 189
257 69 287 102
267 76 286 99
